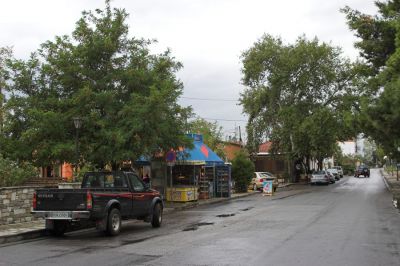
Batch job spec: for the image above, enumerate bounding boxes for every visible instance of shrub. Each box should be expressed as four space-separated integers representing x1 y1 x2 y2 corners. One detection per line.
0 155 37 187
232 151 255 193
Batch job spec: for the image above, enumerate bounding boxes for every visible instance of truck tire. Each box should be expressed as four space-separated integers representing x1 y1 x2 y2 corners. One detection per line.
51 220 68 236
106 208 121 236
151 203 163 228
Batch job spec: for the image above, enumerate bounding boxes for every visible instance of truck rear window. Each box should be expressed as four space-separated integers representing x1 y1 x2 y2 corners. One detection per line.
82 173 128 188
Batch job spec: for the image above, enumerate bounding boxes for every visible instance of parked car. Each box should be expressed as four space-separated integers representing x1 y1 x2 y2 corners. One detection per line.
250 172 278 192
327 168 340 181
332 166 343 178
355 165 370 178
310 170 331 185
32 171 163 236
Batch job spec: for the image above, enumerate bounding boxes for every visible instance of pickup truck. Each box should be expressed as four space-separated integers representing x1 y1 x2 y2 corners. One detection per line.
32 171 163 236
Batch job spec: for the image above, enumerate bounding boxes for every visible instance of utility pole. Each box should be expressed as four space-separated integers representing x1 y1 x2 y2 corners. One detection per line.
239 126 242 147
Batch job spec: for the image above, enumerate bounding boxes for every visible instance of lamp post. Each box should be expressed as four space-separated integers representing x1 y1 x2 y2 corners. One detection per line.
73 117 82 181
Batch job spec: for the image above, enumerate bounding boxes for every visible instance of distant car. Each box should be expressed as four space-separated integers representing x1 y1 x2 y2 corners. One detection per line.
327 168 340 181
332 166 343 178
355 165 370 178
310 170 331 185
250 172 278 192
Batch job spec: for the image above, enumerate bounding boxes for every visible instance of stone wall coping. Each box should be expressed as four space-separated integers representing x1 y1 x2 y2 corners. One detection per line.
0 186 49 191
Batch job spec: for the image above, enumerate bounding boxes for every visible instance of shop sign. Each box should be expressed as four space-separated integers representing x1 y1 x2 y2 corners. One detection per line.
263 180 273 194
166 150 176 166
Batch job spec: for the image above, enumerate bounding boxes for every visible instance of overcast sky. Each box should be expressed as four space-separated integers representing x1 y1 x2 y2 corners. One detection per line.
0 0 378 141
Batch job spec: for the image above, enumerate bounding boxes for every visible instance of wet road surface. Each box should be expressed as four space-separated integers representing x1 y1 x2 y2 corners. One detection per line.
1 169 400 266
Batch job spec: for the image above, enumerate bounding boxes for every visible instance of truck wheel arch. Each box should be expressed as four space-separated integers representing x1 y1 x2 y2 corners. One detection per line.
149 197 163 216
104 200 121 217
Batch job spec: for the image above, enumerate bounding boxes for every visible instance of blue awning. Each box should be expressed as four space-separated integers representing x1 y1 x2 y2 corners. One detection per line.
176 134 224 165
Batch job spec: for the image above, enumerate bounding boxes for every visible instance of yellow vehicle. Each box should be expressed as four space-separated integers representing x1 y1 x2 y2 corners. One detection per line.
249 172 278 192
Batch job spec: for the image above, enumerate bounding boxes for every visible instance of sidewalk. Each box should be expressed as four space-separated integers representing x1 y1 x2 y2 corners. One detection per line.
380 168 400 208
0 183 306 245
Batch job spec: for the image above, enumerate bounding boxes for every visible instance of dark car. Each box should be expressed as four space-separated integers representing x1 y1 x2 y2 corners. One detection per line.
32 171 163 236
355 165 370 178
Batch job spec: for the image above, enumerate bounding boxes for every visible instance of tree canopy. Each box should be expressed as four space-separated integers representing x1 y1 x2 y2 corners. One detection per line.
343 0 400 159
1 2 191 168
240 35 359 168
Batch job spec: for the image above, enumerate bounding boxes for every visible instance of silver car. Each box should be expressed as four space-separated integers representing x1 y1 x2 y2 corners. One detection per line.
327 168 340 181
310 170 331 185
332 166 343 178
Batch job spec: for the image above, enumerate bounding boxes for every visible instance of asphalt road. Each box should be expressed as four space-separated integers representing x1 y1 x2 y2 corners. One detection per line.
1 169 400 266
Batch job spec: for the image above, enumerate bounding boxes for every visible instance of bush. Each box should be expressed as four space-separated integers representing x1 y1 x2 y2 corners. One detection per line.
232 151 255 193
0 155 37 187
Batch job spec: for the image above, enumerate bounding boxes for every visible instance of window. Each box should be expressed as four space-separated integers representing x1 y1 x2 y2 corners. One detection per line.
128 173 145 192
82 173 128 188
113 174 128 188
83 174 105 188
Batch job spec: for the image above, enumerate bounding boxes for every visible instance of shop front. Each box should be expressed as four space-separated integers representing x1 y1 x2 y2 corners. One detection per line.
165 134 231 202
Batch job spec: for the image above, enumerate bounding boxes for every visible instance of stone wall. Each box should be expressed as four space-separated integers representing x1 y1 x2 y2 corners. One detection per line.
0 186 43 225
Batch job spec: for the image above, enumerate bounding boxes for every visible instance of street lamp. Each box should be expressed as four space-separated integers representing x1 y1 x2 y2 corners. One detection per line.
73 117 82 181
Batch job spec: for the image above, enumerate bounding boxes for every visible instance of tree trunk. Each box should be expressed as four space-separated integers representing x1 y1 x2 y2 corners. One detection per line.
318 157 323 170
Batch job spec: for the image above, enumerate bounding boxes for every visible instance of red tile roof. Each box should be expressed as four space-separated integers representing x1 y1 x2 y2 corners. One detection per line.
259 141 272 153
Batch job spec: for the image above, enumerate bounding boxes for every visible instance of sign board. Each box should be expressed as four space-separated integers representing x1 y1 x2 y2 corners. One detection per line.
166 150 176 162
262 180 273 194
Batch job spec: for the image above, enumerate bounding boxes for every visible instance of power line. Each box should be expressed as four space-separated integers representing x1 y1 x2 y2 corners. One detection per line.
181 96 239 102
202 117 247 122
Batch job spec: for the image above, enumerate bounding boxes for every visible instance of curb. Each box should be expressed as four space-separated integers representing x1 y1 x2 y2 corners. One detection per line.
0 229 46 246
380 169 392 191
164 191 258 213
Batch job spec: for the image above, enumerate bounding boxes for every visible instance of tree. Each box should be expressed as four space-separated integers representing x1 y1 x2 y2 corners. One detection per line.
0 46 12 137
343 1 400 159
187 117 225 159
231 150 254 193
2 1 192 168
342 2 398 75
240 35 358 170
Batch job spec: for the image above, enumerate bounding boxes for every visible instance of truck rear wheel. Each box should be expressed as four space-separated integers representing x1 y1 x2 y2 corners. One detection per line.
106 208 121 236
151 203 162 228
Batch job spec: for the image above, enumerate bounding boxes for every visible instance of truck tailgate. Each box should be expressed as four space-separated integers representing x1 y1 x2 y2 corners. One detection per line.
35 189 88 211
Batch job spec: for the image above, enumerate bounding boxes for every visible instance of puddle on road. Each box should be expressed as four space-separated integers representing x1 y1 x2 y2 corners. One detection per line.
240 207 254 212
216 213 236 218
182 222 214 231
120 236 155 246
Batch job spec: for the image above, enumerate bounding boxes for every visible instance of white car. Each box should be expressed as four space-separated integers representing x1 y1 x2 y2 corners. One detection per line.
327 168 340 181
249 172 278 192
310 170 331 185
332 166 343 178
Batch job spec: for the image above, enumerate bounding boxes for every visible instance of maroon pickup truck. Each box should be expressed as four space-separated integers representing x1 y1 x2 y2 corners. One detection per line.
32 171 163 236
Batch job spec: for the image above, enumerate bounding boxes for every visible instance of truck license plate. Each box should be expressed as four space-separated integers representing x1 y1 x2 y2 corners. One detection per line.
49 211 71 218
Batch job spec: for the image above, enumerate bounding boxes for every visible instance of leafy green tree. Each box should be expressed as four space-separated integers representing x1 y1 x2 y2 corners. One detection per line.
343 1 400 159
0 46 12 137
0 155 37 187
240 35 358 170
361 84 400 158
231 150 254 193
187 117 225 159
342 2 398 75
2 1 191 168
